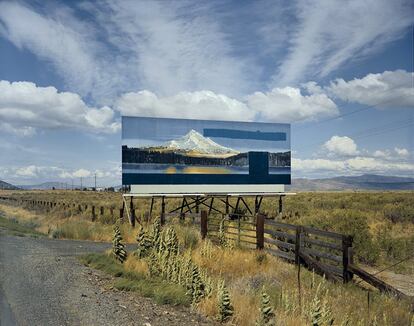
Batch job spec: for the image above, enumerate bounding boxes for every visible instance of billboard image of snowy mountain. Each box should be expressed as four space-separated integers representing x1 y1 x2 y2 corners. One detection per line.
122 116 291 186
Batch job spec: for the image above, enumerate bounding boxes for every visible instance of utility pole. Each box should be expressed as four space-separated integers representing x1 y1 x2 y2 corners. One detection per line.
94 173 97 191
71 179 74 191
81 177 83 190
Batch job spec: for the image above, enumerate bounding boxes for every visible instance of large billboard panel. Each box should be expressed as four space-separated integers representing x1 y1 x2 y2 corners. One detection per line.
122 116 290 194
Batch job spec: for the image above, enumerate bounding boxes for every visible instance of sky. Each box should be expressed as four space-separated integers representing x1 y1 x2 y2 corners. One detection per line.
0 0 413 186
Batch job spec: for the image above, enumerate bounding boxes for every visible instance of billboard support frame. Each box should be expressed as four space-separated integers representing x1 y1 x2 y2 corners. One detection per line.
122 192 295 222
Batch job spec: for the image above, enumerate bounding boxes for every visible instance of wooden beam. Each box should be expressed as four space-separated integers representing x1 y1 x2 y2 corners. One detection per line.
348 265 410 300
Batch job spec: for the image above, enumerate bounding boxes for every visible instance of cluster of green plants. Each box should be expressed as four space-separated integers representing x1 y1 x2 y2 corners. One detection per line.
134 219 219 309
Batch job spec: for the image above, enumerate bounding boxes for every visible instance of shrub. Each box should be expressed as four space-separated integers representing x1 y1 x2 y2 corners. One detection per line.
256 287 275 326
112 225 127 263
217 280 233 322
135 226 152 258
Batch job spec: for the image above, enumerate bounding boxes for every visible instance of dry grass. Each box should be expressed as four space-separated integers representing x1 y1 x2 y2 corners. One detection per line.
1 190 413 325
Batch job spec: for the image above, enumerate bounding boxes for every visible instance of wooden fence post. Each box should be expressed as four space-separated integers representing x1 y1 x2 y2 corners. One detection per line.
200 210 208 239
100 206 104 216
256 213 264 250
91 206 96 222
342 235 353 283
295 226 302 265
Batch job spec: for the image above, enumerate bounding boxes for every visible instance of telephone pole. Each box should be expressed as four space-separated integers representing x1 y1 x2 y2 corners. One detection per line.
71 179 74 190
80 177 83 190
94 173 97 191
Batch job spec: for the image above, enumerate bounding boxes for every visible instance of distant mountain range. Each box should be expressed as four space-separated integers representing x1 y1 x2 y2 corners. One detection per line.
154 129 239 156
288 174 414 191
0 180 20 190
20 182 80 190
2 174 413 191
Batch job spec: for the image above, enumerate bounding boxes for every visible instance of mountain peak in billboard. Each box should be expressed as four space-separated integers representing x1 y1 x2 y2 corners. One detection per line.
163 129 239 156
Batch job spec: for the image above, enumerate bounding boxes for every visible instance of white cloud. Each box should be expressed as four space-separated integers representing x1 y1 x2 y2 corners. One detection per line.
91 1 251 98
0 80 119 135
0 2 102 99
327 70 414 108
372 150 390 159
116 90 254 121
293 156 414 177
323 136 359 156
15 165 38 177
292 158 346 172
273 0 414 86
247 87 338 122
0 1 251 101
1 164 121 186
72 169 91 178
117 87 339 123
394 147 409 157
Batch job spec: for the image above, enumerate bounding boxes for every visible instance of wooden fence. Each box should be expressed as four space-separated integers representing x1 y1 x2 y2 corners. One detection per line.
200 211 353 283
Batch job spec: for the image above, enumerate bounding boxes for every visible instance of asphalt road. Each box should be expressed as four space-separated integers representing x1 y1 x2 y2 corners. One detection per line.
0 233 212 326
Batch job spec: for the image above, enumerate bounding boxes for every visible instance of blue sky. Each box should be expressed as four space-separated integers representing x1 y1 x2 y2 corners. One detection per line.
0 0 413 186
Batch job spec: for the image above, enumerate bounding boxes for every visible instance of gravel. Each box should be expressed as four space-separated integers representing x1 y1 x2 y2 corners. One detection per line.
0 232 214 326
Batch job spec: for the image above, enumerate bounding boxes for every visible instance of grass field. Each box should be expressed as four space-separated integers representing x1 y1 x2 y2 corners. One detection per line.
0 190 413 325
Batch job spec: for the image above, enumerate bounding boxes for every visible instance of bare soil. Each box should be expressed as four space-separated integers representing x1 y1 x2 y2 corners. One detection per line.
0 230 214 326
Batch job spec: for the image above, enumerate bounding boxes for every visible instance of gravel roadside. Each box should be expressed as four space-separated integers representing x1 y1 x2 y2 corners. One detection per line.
0 232 214 326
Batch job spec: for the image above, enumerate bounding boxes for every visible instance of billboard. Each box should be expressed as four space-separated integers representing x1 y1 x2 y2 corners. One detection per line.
122 116 290 194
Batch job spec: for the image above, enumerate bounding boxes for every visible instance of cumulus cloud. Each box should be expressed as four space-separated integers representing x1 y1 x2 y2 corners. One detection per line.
116 90 254 121
293 156 414 177
323 136 359 156
117 87 339 123
247 87 338 122
327 70 414 108
1 164 121 186
15 165 39 177
0 80 120 135
394 147 409 157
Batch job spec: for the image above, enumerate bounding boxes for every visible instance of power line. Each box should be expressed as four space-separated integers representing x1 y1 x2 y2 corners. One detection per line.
294 84 411 131
302 117 414 149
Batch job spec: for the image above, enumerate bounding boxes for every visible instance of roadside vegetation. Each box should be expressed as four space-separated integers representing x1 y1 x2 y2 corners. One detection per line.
0 190 413 325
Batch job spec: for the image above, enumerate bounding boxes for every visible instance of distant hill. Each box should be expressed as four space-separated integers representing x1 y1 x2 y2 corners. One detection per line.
0 180 20 190
289 174 414 191
20 182 79 190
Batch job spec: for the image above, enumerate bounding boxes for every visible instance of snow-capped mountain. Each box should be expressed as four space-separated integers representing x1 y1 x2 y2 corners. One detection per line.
163 129 239 155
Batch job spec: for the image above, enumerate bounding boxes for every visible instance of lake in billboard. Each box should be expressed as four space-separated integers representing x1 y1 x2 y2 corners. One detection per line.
122 116 290 194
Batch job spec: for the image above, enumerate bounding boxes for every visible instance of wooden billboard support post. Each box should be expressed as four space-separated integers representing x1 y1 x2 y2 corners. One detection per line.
160 196 166 225
200 210 207 239
225 196 229 214
149 197 154 218
129 197 135 227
